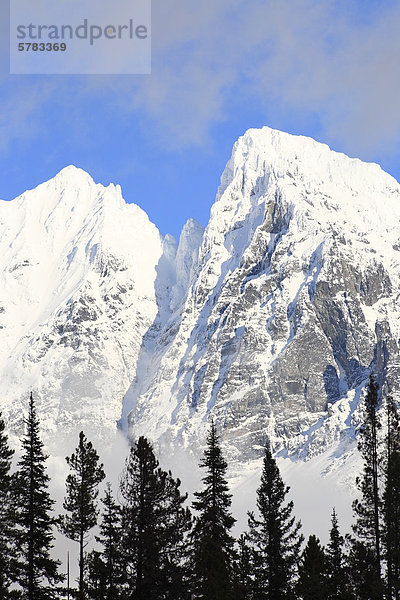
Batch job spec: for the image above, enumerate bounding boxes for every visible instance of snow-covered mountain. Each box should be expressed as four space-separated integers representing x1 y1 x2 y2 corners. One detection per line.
1 128 400 487
0 165 199 451
125 127 400 476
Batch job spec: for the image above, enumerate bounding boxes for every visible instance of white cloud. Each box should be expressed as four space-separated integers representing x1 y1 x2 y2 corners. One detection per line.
114 0 400 157
1 0 400 159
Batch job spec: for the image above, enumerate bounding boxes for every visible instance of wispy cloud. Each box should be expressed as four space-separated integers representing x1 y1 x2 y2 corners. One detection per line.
0 80 57 152
107 0 400 156
1 0 400 158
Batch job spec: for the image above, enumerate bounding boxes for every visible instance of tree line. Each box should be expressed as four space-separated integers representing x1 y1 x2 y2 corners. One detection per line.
0 374 399 599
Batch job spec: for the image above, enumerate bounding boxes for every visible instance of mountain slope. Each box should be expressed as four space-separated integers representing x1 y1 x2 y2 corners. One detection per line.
126 127 400 475
0 166 170 450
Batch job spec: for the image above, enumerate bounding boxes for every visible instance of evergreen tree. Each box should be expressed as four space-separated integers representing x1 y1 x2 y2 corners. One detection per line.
383 395 400 600
348 540 381 600
13 392 63 599
191 421 236 600
247 443 303 600
326 509 352 600
350 374 383 600
0 411 15 596
297 535 328 600
232 534 253 600
87 483 124 599
158 470 193 599
86 550 108 600
60 431 105 600
120 436 192 600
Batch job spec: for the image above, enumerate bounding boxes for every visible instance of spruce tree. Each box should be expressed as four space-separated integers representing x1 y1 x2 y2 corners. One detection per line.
158 469 193 599
348 540 380 600
247 443 303 600
232 534 253 600
383 395 400 600
86 550 108 599
13 392 63 599
326 509 352 600
191 421 236 600
120 436 192 600
60 431 105 600
120 436 162 599
0 411 15 596
350 374 383 600
297 535 328 600
87 483 123 599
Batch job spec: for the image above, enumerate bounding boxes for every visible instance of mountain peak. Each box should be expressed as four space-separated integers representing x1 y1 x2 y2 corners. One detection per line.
212 125 400 249
186 216 203 227
41 165 105 200
219 126 399 202
126 125 400 481
52 164 95 185
11 165 126 225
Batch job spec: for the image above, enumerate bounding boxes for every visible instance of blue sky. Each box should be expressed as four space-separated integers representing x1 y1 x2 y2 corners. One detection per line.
1 0 400 239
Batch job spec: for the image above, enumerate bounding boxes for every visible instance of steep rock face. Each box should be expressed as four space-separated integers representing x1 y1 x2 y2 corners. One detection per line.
127 128 400 466
0 166 167 449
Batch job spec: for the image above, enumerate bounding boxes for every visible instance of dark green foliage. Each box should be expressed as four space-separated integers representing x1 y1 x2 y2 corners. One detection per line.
86 550 109 600
13 393 63 599
348 540 382 600
191 422 236 600
232 534 253 600
60 431 105 599
352 376 381 557
158 472 193 599
326 509 352 600
350 374 383 599
0 411 15 597
120 436 161 599
383 395 400 600
120 436 192 600
247 444 303 600
87 483 124 599
297 535 327 600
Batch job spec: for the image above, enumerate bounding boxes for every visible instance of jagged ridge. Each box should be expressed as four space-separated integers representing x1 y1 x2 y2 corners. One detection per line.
126 127 400 475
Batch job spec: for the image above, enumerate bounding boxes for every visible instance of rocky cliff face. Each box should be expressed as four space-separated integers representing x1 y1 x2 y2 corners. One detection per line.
1 128 400 477
125 127 400 470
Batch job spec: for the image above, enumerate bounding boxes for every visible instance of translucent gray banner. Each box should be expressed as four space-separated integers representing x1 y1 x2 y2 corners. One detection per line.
10 0 151 74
